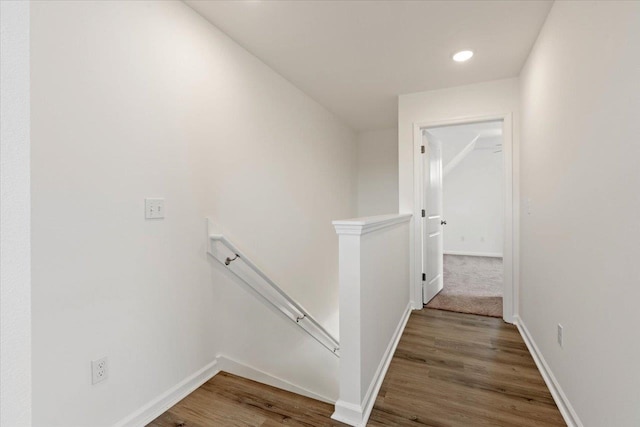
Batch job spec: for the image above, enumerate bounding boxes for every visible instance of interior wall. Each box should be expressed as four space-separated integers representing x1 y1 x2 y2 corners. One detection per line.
30 1 356 425
333 216 411 426
356 128 399 217
0 1 31 425
359 221 410 397
519 2 640 425
442 147 504 256
398 78 519 308
427 124 504 257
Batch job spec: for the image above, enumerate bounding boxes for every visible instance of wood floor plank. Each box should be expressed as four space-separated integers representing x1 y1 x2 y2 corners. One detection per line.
147 309 565 426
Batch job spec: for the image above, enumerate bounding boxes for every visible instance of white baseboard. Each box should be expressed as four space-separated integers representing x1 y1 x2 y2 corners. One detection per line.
332 400 363 426
113 359 220 427
332 302 412 427
113 354 337 427
216 354 335 404
514 316 583 427
443 250 503 258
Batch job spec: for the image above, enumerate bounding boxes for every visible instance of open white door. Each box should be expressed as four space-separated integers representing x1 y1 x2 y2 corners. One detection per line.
422 131 444 304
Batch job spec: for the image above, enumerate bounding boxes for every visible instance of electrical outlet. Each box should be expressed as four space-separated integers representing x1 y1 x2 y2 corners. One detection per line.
145 198 164 219
557 324 563 347
92 357 108 384
460 236 465 241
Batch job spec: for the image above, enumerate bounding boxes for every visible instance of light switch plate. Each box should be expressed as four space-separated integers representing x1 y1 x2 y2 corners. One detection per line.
145 198 164 219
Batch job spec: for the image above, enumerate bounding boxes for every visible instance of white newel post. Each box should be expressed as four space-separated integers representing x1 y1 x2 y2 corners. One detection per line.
331 214 412 427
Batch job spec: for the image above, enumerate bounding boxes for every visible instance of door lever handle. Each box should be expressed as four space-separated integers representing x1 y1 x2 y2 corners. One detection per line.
441 220 447 225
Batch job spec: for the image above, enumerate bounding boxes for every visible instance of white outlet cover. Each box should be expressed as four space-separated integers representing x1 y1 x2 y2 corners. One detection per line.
145 198 164 219
92 357 108 384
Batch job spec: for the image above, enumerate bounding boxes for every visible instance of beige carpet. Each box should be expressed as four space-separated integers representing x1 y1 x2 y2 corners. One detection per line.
425 255 503 317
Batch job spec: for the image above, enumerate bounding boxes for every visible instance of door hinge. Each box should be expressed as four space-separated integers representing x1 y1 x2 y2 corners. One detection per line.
421 145 425 154
422 273 426 281
421 209 426 217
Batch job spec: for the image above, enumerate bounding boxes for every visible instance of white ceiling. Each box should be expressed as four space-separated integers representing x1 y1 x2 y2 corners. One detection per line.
186 1 552 131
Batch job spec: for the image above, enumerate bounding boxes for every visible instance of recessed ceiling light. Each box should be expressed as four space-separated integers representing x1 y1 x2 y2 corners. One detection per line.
453 50 474 62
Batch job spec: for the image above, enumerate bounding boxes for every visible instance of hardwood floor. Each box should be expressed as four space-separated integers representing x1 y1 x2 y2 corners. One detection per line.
369 309 565 426
146 372 347 427
148 309 565 426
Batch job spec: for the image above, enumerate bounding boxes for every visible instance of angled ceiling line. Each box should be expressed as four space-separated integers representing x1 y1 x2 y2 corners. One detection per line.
442 134 480 177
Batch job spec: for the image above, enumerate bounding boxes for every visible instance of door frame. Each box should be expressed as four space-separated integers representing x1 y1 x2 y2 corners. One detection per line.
412 113 517 323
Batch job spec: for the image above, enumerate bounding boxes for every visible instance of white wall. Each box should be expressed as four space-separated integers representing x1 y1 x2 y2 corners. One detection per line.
0 2 31 425
443 148 503 256
332 215 411 426
358 219 410 401
31 1 356 425
430 126 503 257
398 78 519 308
519 2 640 425
356 128 398 216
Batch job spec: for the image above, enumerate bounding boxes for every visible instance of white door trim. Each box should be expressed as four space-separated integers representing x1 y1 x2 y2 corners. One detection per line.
412 113 517 323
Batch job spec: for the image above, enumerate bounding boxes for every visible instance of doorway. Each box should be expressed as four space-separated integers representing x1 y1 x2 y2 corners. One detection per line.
422 121 504 317
414 115 515 322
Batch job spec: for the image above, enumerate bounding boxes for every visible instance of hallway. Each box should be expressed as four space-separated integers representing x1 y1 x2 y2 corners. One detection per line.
369 309 564 426
148 309 564 426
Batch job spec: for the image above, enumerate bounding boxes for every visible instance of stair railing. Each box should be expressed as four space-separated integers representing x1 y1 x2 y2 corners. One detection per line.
206 220 339 357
